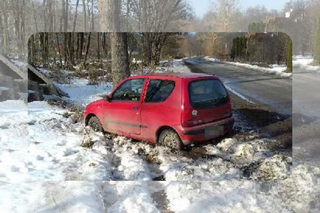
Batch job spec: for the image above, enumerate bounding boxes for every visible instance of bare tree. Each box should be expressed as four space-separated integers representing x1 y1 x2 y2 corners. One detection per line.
203 0 241 32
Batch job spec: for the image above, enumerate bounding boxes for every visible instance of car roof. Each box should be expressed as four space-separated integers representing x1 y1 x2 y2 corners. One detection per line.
130 72 217 80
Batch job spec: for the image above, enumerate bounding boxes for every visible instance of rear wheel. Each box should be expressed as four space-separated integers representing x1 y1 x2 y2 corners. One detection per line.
87 116 103 132
158 129 183 150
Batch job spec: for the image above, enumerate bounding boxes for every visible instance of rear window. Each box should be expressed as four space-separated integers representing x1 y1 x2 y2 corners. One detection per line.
189 79 229 108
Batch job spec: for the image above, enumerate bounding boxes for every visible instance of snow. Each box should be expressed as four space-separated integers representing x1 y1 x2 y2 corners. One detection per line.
10 59 28 71
293 55 320 72
0 100 28 182
225 61 291 77
204 56 221 62
55 78 113 107
0 86 9 91
203 56 291 77
139 59 191 73
105 182 160 213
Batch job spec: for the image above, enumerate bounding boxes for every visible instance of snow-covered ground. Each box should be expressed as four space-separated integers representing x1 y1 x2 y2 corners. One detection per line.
226 62 290 77
1 60 320 212
136 59 192 75
293 55 320 72
56 78 113 107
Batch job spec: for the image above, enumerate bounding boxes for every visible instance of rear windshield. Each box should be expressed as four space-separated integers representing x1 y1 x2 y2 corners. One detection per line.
189 79 229 108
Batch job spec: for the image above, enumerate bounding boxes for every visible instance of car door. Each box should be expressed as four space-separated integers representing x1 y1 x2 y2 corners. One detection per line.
106 78 146 135
140 78 178 140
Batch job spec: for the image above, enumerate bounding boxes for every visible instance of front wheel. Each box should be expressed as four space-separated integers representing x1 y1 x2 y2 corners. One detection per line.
158 129 183 150
87 116 103 132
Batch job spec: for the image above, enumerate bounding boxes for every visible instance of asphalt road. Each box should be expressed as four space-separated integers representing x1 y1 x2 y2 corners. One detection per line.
184 58 292 115
293 71 320 166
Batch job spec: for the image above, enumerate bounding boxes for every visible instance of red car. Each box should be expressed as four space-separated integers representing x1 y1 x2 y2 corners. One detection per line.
84 73 234 150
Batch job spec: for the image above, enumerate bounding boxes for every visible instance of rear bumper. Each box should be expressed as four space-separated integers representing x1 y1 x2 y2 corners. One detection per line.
177 117 234 145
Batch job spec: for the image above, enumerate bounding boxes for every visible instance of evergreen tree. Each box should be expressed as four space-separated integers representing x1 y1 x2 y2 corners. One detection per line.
231 38 236 61
314 15 320 65
287 39 293 73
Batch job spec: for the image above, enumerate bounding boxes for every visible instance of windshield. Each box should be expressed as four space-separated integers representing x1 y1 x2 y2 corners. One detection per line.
189 79 229 109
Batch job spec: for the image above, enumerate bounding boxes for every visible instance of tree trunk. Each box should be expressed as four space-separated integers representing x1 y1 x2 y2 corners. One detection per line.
82 0 87 31
64 0 69 31
99 0 120 31
84 33 91 64
79 33 84 59
56 33 63 66
91 0 95 31
111 33 130 85
28 35 35 64
97 33 100 60
32 1 38 32
142 33 152 66
73 0 80 32
314 15 320 64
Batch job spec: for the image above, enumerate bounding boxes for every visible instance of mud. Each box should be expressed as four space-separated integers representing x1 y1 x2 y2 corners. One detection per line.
228 91 292 155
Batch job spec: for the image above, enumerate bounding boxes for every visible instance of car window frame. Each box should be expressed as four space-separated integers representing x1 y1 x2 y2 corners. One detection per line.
143 78 176 103
111 78 146 102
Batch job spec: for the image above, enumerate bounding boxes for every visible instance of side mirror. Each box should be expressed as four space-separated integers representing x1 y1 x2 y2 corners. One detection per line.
103 95 111 102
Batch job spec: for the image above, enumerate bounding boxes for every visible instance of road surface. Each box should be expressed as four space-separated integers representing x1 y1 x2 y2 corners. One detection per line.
293 71 320 166
184 58 292 115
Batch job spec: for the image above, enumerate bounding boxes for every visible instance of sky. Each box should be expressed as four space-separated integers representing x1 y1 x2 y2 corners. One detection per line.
188 0 289 18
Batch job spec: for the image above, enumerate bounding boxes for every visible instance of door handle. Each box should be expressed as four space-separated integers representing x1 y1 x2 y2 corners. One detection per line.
132 106 139 110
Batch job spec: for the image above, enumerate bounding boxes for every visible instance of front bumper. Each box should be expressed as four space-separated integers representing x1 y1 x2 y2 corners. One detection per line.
178 116 234 145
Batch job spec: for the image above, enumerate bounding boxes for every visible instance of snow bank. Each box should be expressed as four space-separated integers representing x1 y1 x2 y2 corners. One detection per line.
293 55 320 72
204 56 221 62
172 59 192 73
225 61 291 77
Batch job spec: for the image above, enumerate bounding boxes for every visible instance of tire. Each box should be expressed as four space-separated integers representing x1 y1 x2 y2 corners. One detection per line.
87 116 103 132
158 129 183 150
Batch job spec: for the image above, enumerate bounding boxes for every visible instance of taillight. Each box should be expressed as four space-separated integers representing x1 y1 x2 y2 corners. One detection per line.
182 119 204 127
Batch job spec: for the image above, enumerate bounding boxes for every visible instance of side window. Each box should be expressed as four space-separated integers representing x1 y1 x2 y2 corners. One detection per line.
145 79 175 103
112 78 145 101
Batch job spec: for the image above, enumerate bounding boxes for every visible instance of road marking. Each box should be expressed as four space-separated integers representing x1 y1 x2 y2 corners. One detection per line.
225 85 255 104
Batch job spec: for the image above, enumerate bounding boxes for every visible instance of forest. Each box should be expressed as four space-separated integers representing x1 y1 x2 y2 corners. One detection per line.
0 0 319 62
28 32 291 85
